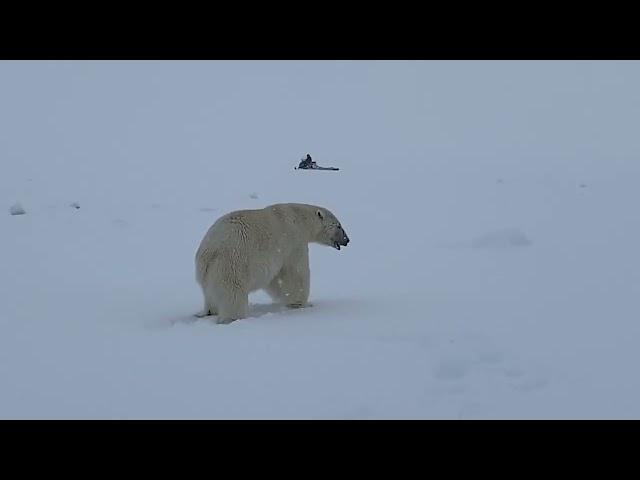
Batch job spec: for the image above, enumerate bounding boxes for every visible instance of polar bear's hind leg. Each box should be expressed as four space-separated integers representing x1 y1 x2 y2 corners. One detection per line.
216 287 249 324
195 281 219 317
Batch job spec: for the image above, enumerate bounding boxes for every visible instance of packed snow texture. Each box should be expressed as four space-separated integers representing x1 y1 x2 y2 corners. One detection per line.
1 61 640 419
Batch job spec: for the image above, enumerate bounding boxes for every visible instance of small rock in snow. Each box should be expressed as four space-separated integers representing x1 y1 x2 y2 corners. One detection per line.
9 203 26 216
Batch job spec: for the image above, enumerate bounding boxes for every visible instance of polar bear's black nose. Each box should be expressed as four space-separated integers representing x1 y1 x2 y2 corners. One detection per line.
343 234 350 245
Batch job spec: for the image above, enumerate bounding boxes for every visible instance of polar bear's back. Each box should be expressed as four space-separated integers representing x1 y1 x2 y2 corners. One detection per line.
198 203 313 253
195 206 301 289
200 207 283 250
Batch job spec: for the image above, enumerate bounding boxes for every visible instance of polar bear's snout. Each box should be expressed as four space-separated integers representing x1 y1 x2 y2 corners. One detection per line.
333 229 350 250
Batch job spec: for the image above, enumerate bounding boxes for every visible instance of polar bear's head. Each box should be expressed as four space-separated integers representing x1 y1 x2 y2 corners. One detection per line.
314 208 350 251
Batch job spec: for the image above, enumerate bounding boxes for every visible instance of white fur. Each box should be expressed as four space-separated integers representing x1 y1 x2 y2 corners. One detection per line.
195 203 347 323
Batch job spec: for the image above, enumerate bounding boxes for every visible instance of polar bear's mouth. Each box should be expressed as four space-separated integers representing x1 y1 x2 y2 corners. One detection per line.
333 241 341 250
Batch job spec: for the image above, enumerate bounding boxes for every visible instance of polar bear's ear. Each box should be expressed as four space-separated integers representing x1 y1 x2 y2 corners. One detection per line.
316 210 324 220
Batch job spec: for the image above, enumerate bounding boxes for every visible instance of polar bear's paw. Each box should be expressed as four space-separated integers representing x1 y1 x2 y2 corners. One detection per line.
216 317 237 325
286 302 313 309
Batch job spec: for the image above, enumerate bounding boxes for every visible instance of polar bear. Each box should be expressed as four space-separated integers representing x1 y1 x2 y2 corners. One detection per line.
195 203 350 323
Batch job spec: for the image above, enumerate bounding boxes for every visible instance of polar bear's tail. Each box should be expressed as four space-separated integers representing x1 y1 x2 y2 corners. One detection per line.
195 246 218 286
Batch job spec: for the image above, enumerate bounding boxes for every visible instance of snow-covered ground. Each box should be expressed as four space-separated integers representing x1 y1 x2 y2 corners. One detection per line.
2 61 640 419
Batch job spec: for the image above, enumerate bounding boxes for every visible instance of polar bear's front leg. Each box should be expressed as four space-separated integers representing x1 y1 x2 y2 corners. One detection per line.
266 247 310 308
